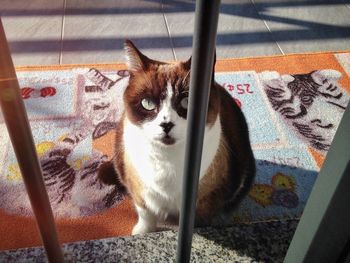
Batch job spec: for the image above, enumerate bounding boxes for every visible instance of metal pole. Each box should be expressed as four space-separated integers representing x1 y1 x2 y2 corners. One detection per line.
284 104 350 263
0 19 64 262
176 1 221 262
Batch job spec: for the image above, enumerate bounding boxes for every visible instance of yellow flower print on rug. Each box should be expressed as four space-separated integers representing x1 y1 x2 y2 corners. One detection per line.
272 172 296 191
36 141 56 157
5 163 22 182
249 173 299 208
248 184 274 207
6 141 56 182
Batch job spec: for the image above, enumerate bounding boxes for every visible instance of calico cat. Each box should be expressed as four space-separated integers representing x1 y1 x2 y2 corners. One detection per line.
99 40 255 235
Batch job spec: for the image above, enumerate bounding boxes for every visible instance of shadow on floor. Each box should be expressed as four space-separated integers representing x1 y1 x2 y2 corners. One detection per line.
2 0 350 53
195 219 299 263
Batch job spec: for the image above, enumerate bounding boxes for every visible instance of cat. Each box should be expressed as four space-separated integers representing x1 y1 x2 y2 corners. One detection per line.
99 40 256 235
259 70 349 152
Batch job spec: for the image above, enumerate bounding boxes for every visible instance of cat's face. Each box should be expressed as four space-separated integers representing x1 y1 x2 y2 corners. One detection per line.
123 40 219 147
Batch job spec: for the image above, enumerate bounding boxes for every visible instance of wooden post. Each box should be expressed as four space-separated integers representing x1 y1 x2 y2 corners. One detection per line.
0 19 64 262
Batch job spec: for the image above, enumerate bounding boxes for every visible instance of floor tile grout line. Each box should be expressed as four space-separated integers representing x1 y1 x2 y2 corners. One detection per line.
250 0 285 55
59 0 67 65
161 0 177 61
261 18 285 55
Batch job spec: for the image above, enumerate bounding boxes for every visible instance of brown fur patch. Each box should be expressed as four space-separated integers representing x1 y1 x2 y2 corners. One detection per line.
196 136 230 221
113 116 145 208
113 113 125 182
216 84 256 209
123 152 145 208
206 83 220 127
98 161 121 186
195 83 256 223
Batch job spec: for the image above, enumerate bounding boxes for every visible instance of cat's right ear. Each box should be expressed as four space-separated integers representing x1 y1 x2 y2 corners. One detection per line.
124 39 151 73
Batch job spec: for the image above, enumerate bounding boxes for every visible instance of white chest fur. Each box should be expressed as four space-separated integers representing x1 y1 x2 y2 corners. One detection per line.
123 117 222 217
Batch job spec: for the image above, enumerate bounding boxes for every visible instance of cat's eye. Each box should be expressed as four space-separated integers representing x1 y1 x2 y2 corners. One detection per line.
180 97 189 109
141 98 156 111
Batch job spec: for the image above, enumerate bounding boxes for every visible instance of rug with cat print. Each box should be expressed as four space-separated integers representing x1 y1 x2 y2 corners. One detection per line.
0 51 349 250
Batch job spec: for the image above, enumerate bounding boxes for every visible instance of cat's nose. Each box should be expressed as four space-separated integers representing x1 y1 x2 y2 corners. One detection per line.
160 122 174 134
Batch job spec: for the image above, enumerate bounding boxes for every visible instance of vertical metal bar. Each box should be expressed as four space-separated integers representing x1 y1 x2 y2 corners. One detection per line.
176 1 220 262
284 104 350 263
0 19 64 263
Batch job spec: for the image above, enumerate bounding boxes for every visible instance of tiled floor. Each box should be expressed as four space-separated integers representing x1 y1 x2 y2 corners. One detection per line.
1 0 350 66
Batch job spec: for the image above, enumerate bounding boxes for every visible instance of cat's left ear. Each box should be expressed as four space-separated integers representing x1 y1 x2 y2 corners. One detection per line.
124 39 152 73
182 56 191 71
182 51 216 70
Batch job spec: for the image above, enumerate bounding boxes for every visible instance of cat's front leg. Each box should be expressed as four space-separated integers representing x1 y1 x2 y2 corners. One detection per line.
132 205 157 235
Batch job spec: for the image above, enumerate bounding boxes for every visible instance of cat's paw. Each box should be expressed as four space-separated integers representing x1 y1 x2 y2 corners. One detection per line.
131 221 156 235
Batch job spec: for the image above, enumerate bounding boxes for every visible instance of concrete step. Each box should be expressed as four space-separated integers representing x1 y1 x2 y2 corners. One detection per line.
0 219 298 262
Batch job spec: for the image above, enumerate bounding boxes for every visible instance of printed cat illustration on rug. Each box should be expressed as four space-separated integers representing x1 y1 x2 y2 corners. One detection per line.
99 40 256 235
259 70 349 152
0 68 130 217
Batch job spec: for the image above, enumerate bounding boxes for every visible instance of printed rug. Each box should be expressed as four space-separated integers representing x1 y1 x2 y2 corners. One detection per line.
1 51 349 250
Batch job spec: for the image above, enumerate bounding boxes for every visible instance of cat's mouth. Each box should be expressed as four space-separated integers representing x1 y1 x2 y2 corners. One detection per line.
160 135 176 145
